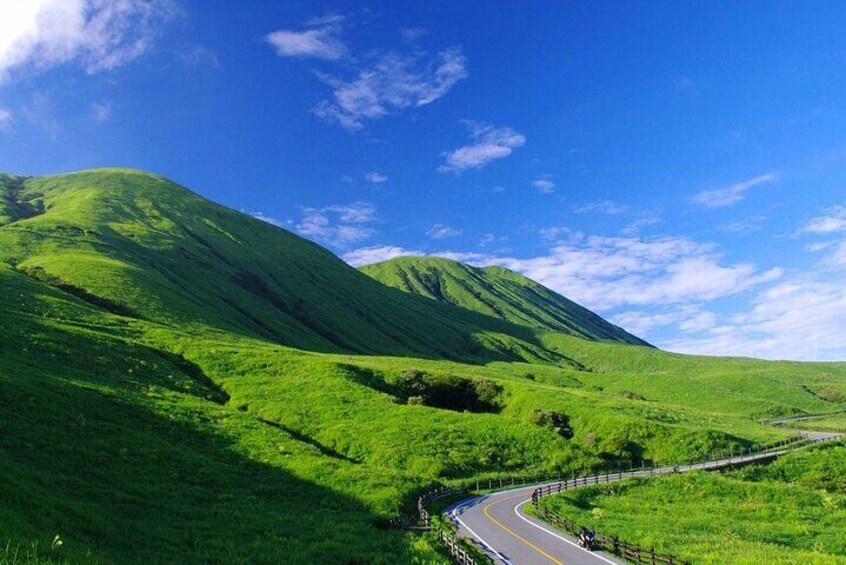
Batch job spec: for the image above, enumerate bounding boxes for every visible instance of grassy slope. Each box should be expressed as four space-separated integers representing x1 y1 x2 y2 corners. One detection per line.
0 169 563 364
361 256 648 345
1 168 846 563
537 443 846 564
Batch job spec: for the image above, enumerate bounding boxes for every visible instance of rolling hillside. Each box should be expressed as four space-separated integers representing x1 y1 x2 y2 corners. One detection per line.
361 256 648 345
0 168 590 364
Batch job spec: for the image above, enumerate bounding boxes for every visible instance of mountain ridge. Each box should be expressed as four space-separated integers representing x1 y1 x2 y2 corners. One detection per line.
0 167 636 365
361 255 648 346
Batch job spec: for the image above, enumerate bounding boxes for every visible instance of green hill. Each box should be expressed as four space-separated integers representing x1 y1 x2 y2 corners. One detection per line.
0 168 579 364
361 256 648 345
1 168 845 563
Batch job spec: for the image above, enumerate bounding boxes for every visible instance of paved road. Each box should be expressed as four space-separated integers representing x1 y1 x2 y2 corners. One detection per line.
445 434 840 565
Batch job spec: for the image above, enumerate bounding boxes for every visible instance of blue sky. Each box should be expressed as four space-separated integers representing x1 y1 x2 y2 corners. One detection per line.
1 1 845 360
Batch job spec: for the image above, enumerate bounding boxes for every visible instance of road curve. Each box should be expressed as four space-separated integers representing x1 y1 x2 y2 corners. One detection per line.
445 434 840 565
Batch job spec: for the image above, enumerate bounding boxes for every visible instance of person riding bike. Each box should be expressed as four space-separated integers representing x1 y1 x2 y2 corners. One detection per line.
578 526 596 550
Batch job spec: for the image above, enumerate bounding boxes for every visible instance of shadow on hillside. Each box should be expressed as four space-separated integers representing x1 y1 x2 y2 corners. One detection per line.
96 223 584 367
0 320 409 564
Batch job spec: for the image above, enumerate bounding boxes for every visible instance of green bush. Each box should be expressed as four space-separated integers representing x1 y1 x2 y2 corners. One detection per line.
394 369 503 413
530 410 574 439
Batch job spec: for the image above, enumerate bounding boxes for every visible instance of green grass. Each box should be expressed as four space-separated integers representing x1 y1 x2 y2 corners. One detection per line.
2 168 846 562
781 413 846 433
361 255 647 344
537 444 846 564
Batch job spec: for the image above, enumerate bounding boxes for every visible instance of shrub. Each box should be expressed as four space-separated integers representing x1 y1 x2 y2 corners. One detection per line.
394 369 503 413
530 410 574 439
817 387 846 404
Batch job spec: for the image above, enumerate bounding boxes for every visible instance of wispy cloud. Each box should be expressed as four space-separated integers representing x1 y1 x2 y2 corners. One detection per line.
248 211 287 228
265 16 347 60
343 245 421 266
718 216 766 234
314 47 467 130
667 278 846 360
799 203 846 270
532 175 555 193
90 101 112 122
296 201 376 247
364 171 387 184
0 107 11 131
800 204 846 234
575 200 628 215
0 0 177 82
621 217 660 236
427 224 461 239
439 121 525 173
691 173 778 208
178 44 221 69
613 306 717 336
400 28 426 43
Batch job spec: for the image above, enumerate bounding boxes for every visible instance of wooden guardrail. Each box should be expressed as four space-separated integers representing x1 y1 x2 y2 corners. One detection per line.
534 503 690 565
438 529 484 565
417 487 493 565
764 408 846 426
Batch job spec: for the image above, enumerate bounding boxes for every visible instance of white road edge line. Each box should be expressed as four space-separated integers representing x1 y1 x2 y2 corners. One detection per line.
513 498 621 565
450 498 513 565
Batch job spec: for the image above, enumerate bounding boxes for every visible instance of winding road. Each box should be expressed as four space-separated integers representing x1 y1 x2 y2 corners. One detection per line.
445 432 840 565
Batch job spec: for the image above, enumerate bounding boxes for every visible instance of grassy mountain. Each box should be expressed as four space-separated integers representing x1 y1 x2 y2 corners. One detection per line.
0 168 577 364
361 256 648 345
1 168 845 563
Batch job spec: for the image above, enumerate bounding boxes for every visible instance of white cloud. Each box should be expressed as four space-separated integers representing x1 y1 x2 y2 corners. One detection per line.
265 17 347 60
538 227 576 241
477 236 781 311
178 43 220 69
400 28 426 43
799 204 846 271
296 202 376 247
248 211 287 228
0 0 176 81
343 245 421 267
718 217 765 234
667 278 846 361
364 171 387 184
90 101 111 121
800 204 846 234
427 224 461 239
621 217 660 235
325 201 376 223
315 47 467 130
0 107 11 131
613 307 717 336
532 176 555 193
822 241 846 269
479 233 508 247
439 121 525 173
575 200 627 215
691 173 778 208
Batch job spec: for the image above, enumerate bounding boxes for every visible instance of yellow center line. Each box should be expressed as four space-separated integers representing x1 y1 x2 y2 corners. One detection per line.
482 495 564 565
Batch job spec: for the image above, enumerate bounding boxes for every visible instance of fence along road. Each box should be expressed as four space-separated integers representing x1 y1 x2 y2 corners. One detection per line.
445 432 841 565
